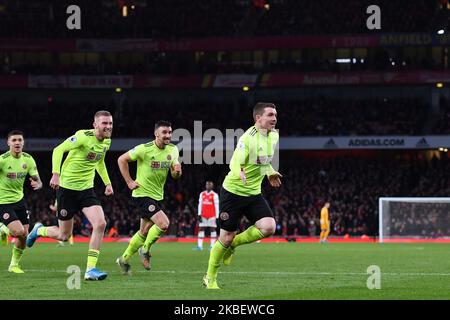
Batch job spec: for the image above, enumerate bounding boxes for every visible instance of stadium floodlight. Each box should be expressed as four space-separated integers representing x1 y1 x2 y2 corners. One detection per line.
437 29 445 35
336 58 351 63
379 197 450 242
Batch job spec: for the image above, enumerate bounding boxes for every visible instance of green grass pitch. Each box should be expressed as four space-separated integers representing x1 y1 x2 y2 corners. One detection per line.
0 242 449 299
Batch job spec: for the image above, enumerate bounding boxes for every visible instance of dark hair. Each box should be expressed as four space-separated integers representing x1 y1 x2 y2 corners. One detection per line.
94 110 112 118
253 102 276 121
155 120 172 130
7 130 24 139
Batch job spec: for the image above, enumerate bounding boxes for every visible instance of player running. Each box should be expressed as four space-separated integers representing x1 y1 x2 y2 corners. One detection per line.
26 111 114 281
0 130 42 273
203 102 282 289
116 120 181 275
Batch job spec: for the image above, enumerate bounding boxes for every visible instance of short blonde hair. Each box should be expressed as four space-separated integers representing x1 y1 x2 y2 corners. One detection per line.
94 110 112 119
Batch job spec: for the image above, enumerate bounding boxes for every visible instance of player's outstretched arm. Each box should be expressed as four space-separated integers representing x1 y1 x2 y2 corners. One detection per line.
51 131 85 189
117 151 139 190
96 156 113 196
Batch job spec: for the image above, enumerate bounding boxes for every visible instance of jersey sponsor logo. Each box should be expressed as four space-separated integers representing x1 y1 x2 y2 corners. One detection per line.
2 213 10 220
86 152 102 161
6 172 27 179
151 161 171 169
256 155 273 165
148 204 156 212
151 161 161 169
59 209 68 217
22 163 27 170
220 212 229 221
69 136 77 143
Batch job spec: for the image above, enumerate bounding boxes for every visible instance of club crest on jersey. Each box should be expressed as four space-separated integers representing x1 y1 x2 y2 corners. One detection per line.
59 209 68 217
22 163 27 170
148 205 156 212
220 212 229 221
167 155 172 161
2 213 10 220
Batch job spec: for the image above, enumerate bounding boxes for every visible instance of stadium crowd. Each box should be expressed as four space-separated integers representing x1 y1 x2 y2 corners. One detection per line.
0 97 430 138
0 48 441 76
0 0 439 38
21 151 450 239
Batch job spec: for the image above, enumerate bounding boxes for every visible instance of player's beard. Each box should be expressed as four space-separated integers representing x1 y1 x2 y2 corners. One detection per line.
102 129 112 138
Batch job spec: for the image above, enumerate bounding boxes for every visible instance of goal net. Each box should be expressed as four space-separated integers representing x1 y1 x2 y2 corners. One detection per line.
378 197 450 242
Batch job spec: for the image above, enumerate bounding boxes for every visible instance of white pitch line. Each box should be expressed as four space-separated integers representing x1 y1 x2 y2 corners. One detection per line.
18 269 450 276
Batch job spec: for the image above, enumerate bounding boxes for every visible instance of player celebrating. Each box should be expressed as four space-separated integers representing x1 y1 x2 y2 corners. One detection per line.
194 181 219 251
203 102 282 289
0 130 42 273
116 120 181 275
26 111 114 281
319 202 331 243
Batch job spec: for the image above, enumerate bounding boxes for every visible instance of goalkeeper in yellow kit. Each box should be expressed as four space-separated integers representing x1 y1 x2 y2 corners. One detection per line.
319 202 331 243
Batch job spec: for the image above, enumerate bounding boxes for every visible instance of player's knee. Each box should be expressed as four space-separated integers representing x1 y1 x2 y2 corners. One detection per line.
93 219 107 231
219 234 234 247
158 220 169 231
10 228 25 238
260 221 276 236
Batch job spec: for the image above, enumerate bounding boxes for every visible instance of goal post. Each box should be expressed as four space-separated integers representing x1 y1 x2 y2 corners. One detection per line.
378 197 450 242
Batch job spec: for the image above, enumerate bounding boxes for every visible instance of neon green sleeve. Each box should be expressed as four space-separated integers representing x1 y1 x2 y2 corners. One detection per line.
230 135 249 176
171 146 180 165
266 130 279 176
28 156 39 177
266 165 276 176
52 131 86 174
96 156 111 186
128 144 144 161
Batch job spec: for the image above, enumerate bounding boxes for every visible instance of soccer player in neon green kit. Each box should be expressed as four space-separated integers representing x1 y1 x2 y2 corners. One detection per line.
0 130 42 273
26 111 114 281
116 120 181 275
203 102 282 289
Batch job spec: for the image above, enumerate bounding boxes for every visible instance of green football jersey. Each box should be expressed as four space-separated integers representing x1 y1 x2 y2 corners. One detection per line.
52 129 111 191
0 151 39 204
222 126 279 197
129 141 180 201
